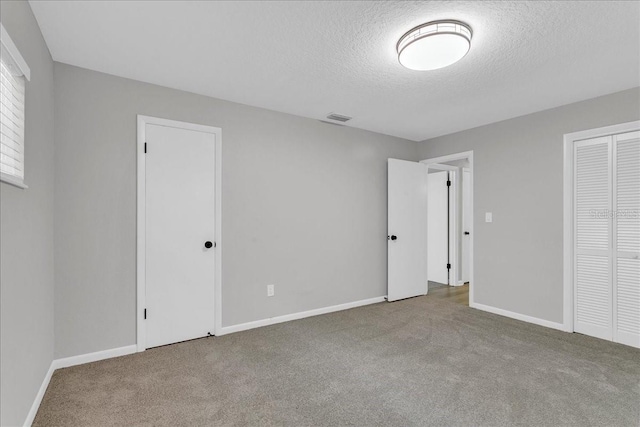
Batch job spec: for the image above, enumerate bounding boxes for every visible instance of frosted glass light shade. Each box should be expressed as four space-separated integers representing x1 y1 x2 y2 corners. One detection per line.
397 20 472 71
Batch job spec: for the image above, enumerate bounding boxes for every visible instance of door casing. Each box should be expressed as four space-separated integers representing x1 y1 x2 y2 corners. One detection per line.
136 115 223 352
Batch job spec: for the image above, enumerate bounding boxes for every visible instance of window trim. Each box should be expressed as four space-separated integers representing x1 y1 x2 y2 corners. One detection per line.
1 24 30 81
0 171 28 189
1 23 30 189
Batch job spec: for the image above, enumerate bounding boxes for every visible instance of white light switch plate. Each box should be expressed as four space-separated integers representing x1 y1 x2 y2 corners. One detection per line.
267 284 275 297
485 212 493 223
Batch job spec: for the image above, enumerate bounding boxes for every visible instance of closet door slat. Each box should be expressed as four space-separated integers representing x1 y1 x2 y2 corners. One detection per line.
574 137 612 341
614 132 640 347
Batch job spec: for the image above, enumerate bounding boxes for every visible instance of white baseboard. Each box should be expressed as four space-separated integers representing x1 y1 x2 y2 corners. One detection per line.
52 345 138 370
471 302 568 332
23 299 568 426
24 345 137 426
23 363 55 427
218 296 386 336
26 296 386 424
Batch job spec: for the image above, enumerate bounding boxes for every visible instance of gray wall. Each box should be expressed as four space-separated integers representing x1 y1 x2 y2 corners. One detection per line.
0 1 55 425
417 88 640 324
53 63 417 358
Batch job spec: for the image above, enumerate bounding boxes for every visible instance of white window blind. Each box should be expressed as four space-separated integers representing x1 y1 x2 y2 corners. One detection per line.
0 23 30 188
0 58 25 180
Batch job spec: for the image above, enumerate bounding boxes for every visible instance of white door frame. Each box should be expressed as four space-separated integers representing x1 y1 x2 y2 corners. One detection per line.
136 115 223 352
428 163 458 172
562 120 640 334
461 167 471 284
420 151 474 305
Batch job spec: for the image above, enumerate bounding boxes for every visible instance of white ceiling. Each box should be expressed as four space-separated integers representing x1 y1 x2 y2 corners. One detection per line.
30 1 640 141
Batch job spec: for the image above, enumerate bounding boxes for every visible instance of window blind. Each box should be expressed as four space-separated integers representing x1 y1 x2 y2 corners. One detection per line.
0 55 26 181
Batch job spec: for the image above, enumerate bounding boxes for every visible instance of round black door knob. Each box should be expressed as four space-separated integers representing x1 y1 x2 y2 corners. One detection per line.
390 235 397 240
204 241 213 249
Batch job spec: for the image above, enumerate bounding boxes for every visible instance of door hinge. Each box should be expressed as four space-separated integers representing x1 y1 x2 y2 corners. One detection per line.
144 143 147 153
447 180 451 187
447 263 451 270
144 308 147 319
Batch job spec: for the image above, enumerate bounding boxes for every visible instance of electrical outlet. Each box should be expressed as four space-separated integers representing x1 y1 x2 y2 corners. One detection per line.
267 284 275 297
485 212 493 223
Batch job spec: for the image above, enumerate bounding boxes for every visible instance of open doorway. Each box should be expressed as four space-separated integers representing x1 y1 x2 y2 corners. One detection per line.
427 167 454 290
386 151 473 305
422 153 473 306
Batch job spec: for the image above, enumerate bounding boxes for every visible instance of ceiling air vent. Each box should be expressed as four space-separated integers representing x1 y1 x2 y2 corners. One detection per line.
326 113 352 123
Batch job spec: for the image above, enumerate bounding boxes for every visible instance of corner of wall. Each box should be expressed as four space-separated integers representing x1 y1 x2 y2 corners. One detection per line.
0 1 56 425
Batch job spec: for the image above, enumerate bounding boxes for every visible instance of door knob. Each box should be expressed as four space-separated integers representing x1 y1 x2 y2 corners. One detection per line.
464 232 470 235
388 235 397 241
204 241 213 249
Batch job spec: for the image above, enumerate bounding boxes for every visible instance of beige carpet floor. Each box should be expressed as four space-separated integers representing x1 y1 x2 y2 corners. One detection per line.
34 292 640 426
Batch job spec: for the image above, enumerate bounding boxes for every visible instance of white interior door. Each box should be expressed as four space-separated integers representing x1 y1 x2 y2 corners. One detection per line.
462 168 471 283
427 171 449 284
613 131 640 348
574 136 612 341
146 123 216 348
387 159 428 302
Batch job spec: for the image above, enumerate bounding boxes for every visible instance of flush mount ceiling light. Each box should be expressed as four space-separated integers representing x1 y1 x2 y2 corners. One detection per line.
397 20 472 71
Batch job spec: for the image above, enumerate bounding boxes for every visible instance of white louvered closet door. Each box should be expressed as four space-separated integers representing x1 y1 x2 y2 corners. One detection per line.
574 136 612 341
614 131 640 347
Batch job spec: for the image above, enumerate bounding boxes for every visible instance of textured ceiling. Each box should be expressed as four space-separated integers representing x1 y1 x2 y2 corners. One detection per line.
29 1 640 141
